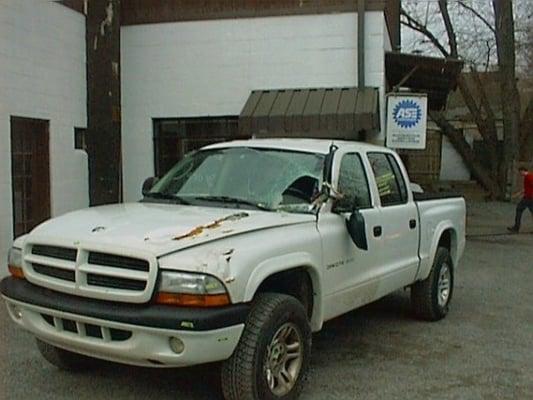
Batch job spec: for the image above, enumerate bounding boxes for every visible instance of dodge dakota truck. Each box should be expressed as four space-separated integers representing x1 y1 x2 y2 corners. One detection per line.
1 139 465 400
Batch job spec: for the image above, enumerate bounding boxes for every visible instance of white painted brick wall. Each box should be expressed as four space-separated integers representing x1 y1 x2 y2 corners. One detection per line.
121 12 389 201
0 0 87 276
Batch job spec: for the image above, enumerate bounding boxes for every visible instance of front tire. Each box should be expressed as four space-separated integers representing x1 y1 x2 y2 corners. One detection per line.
36 339 97 371
221 293 312 400
411 247 454 321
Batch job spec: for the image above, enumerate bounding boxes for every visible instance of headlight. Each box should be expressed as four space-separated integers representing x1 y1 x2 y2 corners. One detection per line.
7 247 25 279
156 271 230 307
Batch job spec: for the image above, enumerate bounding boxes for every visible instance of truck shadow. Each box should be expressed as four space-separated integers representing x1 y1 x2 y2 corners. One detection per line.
77 291 412 400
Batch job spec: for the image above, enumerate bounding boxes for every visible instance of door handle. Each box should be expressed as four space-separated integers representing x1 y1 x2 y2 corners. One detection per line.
409 219 417 229
373 226 382 237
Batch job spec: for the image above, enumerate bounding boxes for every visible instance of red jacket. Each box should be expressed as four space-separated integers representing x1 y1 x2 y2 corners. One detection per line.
524 172 533 199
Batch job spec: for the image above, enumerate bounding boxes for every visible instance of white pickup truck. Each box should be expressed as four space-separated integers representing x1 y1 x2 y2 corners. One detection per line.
2 139 465 400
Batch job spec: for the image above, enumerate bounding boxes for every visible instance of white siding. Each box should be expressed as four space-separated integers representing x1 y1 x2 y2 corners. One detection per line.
0 0 87 275
121 12 388 201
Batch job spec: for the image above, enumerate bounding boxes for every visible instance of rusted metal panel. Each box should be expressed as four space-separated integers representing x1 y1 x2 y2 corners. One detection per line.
239 87 379 139
270 90 294 133
338 88 358 133
286 89 310 135
320 88 342 132
302 89 325 132
120 0 390 26
252 90 278 135
239 90 262 135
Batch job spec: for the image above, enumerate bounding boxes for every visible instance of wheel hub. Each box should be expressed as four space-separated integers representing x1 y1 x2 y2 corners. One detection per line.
264 322 303 397
437 264 451 307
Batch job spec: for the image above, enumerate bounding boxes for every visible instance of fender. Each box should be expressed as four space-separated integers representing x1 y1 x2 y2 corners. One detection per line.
416 221 457 282
243 252 324 331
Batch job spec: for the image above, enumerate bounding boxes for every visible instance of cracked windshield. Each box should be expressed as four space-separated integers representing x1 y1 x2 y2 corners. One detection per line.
148 147 325 212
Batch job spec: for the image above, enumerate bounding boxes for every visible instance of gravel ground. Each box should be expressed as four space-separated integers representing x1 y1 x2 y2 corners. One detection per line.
0 202 532 400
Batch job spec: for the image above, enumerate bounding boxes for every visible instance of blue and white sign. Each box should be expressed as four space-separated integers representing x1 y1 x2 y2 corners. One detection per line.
386 94 428 149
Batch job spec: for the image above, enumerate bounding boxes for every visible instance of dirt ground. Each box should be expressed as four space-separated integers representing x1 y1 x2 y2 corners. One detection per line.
0 201 532 400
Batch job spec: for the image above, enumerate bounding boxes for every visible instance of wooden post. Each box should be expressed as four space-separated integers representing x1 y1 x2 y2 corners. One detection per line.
86 0 122 205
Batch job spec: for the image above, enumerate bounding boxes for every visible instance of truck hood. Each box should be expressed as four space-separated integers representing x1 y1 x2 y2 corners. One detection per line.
28 202 315 256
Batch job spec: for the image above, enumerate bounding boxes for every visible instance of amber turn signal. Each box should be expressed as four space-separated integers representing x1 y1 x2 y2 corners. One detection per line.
155 292 230 307
8 265 25 279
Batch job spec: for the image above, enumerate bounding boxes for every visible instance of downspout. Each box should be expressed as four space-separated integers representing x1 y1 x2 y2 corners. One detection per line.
357 0 365 88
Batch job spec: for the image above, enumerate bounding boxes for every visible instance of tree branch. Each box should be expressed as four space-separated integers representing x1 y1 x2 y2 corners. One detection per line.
438 0 458 57
456 74 499 173
429 111 501 197
458 0 496 34
400 8 450 57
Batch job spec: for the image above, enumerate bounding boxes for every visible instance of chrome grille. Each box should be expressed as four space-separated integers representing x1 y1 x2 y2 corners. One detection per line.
24 242 156 303
40 313 132 342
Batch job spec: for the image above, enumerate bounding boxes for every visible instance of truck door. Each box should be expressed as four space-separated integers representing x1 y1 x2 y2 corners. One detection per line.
366 152 420 293
318 152 382 321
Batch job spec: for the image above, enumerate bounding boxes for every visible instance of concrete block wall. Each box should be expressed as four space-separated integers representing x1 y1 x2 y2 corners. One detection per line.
0 0 87 275
121 11 389 201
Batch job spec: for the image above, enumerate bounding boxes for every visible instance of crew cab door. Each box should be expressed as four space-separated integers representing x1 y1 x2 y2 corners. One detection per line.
366 152 420 291
318 152 382 321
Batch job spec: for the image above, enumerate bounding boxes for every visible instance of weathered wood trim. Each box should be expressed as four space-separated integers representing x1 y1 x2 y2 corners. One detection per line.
57 0 85 14
86 0 122 205
120 0 388 26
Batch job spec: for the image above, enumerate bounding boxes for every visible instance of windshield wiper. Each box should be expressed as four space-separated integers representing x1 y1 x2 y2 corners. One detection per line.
144 192 190 204
194 195 273 211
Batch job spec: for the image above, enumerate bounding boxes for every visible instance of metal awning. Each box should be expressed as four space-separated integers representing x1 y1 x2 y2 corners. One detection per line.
385 52 464 111
239 87 380 139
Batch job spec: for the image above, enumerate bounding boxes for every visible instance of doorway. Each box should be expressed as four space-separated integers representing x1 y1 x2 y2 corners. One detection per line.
10 116 51 237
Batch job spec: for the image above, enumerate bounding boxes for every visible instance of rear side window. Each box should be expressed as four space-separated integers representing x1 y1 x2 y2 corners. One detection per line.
368 152 408 206
336 153 371 212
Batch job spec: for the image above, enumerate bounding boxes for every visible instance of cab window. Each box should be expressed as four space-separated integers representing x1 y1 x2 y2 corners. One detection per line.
368 152 408 206
335 153 372 212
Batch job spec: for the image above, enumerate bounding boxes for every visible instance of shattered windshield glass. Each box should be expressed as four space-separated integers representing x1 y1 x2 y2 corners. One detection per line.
148 147 325 213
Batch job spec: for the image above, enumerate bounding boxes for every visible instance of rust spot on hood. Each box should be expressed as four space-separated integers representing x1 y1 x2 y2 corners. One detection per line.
173 212 249 241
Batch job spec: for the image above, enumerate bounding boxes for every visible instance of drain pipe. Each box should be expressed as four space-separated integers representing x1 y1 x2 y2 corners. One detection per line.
357 0 365 88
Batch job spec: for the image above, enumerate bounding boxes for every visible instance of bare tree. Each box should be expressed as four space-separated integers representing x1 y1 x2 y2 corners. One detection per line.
401 0 530 199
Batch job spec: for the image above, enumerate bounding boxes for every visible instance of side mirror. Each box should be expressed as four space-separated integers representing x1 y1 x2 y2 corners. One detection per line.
346 210 368 250
142 177 159 196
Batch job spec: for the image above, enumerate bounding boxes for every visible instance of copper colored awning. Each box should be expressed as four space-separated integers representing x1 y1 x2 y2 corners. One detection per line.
239 87 380 140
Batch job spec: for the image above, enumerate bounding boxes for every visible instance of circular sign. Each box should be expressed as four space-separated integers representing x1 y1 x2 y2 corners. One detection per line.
392 99 422 129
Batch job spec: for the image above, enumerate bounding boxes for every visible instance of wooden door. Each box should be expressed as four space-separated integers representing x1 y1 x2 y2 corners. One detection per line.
10 117 51 237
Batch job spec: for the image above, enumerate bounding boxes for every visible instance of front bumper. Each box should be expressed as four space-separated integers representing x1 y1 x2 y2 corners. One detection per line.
1 277 248 367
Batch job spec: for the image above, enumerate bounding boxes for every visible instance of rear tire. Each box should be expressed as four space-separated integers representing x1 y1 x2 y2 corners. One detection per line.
36 339 97 371
221 293 311 400
411 247 454 321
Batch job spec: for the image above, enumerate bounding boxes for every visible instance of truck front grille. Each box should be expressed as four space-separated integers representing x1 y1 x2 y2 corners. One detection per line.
32 245 77 261
24 242 156 303
87 274 147 291
40 313 132 342
33 264 75 282
88 252 149 272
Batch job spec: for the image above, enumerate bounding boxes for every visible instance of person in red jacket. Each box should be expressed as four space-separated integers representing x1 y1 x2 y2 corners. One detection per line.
507 166 533 233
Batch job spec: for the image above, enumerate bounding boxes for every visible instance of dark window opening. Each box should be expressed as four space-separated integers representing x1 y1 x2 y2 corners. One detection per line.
75 127 87 151
153 117 249 177
10 116 51 237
